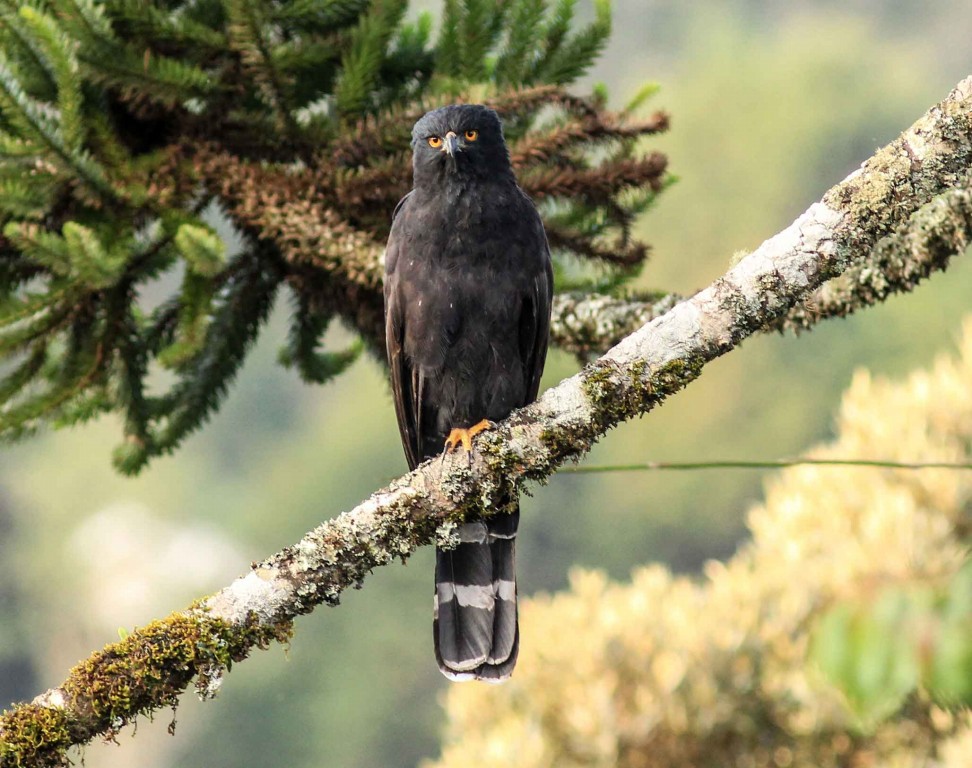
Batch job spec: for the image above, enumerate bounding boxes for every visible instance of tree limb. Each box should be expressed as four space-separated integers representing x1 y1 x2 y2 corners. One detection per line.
548 181 972 356
3 77 972 768
549 291 683 358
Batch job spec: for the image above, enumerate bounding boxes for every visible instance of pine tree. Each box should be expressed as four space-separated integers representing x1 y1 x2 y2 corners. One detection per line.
0 0 670 473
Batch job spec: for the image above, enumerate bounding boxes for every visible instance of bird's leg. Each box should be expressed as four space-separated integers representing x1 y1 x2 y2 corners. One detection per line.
442 419 494 465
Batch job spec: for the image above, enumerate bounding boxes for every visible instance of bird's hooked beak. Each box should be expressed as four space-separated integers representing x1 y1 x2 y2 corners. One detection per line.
443 131 461 171
443 131 460 157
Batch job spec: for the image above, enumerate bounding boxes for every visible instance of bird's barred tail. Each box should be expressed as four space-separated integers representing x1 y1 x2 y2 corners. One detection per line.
433 507 519 682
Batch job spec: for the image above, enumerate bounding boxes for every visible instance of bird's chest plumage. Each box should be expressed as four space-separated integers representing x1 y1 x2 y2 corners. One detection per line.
392 182 538 430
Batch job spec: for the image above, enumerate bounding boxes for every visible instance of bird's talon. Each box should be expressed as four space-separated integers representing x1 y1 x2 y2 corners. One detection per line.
441 420 493 463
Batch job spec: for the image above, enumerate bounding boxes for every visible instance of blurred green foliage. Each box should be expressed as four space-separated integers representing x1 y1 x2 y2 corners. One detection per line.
2 2 972 767
812 562 972 723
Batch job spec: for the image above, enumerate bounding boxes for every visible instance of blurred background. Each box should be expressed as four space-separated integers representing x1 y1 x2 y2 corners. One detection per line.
2 1 971 766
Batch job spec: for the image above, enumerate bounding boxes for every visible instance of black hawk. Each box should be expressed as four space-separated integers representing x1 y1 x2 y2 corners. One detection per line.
384 104 553 681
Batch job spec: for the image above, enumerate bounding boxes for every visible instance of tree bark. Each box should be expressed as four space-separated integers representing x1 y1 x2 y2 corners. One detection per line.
2 77 971 768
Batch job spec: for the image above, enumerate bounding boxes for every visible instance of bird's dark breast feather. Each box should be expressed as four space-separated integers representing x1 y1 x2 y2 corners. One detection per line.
385 180 550 463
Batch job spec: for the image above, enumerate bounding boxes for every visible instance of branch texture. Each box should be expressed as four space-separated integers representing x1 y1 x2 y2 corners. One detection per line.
2 77 972 768
551 176 972 354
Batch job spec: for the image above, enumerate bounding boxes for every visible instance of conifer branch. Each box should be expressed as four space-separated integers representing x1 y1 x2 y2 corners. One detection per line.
13 0 660 457
495 0 547 85
45 0 214 109
278 288 363 384
225 0 300 136
544 222 648 266
114 249 282 474
2 77 971 768
103 0 227 51
334 0 408 118
508 110 669 166
519 153 668 199
532 0 611 85
271 0 372 32
0 59 113 201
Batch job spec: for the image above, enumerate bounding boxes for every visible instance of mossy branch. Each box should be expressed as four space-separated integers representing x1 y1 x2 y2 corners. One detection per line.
550 182 972 359
2 77 971 768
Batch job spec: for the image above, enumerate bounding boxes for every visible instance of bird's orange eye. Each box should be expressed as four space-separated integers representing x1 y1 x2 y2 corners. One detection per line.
428 136 443 148
464 130 479 142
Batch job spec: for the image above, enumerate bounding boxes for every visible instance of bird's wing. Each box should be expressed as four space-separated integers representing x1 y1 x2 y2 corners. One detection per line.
385 198 423 471
520 238 554 404
391 190 412 221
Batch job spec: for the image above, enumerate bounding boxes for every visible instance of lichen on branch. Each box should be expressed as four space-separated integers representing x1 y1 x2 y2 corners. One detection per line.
549 181 972 356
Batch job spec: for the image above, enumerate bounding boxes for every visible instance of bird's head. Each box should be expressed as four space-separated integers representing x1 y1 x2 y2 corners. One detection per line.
410 104 512 184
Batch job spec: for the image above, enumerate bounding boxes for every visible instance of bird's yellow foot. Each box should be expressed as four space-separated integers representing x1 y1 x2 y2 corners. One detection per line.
442 419 493 464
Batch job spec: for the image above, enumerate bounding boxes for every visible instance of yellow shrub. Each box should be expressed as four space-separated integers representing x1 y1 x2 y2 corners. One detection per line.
428 320 972 768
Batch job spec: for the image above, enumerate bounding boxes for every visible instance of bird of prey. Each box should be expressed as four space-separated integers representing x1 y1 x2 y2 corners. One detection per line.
384 104 553 681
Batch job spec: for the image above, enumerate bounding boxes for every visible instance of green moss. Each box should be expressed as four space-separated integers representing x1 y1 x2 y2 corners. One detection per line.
539 354 706 467
581 356 701 435
480 435 526 489
65 613 281 723
540 420 593 461
0 704 74 768
538 423 590 462
823 101 972 275
1 611 293 767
